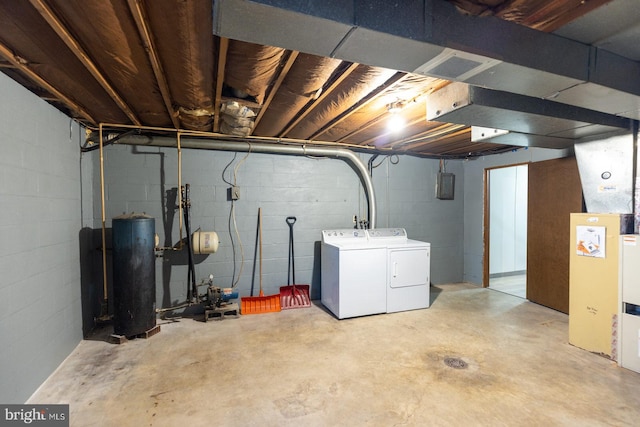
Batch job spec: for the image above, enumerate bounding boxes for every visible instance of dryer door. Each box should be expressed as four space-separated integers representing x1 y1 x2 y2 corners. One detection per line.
389 247 430 288
388 247 430 312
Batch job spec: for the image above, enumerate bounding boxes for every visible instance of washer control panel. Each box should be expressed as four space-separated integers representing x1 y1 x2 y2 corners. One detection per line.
322 229 367 243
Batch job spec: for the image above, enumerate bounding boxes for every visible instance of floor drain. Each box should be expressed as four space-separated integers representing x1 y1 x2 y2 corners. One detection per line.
444 357 468 369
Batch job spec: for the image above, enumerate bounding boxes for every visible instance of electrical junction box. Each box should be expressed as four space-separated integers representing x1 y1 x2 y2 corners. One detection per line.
227 186 240 201
436 172 455 200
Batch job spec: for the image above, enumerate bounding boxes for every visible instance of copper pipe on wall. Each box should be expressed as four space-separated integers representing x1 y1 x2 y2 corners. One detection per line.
99 124 108 307
177 133 184 247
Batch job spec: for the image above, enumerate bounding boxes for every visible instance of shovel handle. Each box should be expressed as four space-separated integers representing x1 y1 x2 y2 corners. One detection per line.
286 216 296 285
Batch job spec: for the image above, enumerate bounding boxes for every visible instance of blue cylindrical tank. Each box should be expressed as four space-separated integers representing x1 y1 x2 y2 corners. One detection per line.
112 213 156 337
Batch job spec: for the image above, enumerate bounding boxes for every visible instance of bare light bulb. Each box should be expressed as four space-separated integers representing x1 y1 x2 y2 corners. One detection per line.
387 114 406 132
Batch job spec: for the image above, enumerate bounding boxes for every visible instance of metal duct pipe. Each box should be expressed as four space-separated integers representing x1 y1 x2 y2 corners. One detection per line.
117 134 377 228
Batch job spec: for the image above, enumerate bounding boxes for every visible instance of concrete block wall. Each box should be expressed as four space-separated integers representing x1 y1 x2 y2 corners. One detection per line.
92 144 465 310
0 73 84 403
371 155 464 284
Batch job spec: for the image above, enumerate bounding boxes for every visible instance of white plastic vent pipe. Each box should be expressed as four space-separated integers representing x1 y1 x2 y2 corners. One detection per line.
117 134 377 229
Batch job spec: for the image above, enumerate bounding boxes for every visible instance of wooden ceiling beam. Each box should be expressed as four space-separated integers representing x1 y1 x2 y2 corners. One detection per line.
504 0 613 32
365 122 457 149
127 0 179 128
350 114 427 146
311 72 409 141
393 123 461 145
394 125 469 150
252 50 299 132
337 114 390 144
213 37 229 133
404 128 471 152
29 0 141 126
335 78 449 145
0 41 95 123
278 61 359 138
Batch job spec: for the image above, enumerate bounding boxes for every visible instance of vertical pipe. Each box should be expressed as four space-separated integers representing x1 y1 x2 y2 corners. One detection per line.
633 121 639 233
259 207 263 296
99 124 108 304
177 133 183 246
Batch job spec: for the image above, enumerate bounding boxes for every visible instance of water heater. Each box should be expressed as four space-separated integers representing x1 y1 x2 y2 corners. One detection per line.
112 213 156 337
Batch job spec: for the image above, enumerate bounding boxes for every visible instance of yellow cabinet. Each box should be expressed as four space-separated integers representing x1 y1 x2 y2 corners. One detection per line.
569 213 633 359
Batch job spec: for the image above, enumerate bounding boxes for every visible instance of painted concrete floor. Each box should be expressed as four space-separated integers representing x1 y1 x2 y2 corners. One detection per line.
29 283 640 426
490 273 527 299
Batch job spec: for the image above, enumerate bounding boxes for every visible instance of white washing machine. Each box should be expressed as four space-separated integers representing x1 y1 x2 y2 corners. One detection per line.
321 229 387 319
368 228 431 313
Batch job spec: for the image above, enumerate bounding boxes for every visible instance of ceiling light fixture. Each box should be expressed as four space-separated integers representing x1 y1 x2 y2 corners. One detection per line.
386 99 406 132
387 100 405 114
387 114 406 132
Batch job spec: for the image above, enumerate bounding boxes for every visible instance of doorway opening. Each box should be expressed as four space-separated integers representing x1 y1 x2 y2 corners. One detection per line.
486 164 528 298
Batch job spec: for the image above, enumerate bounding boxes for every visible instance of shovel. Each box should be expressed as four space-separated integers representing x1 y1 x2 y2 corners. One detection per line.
241 208 281 314
280 216 311 309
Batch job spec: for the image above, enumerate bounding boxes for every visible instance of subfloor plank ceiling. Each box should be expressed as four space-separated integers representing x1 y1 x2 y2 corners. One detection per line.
0 0 619 158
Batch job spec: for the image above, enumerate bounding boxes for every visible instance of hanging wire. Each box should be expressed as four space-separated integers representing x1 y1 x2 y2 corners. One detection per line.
222 152 238 287
230 145 252 288
220 144 252 289
371 154 399 170
222 152 238 186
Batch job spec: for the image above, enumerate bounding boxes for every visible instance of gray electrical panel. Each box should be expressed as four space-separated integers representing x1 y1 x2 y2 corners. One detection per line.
436 172 455 200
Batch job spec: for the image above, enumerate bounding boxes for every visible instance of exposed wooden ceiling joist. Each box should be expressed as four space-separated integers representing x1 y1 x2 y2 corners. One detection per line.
390 124 468 151
252 50 299 131
407 128 471 152
356 115 431 147
278 62 359 138
309 72 408 141
316 73 411 142
28 0 141 126
0 0 614 158
0 40 95 123
126 0 179 129
213 37 229 133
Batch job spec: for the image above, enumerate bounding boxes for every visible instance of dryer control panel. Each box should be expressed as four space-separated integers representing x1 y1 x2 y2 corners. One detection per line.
368 228 407 243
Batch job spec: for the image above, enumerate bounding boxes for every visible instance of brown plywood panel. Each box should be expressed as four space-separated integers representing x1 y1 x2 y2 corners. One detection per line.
527 157 583 313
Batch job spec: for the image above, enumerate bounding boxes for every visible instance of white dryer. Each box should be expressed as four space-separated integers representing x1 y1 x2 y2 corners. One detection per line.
321 229 387 319
368 228 431 313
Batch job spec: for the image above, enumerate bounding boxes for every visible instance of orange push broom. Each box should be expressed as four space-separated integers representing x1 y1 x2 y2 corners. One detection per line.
241 208 281 314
